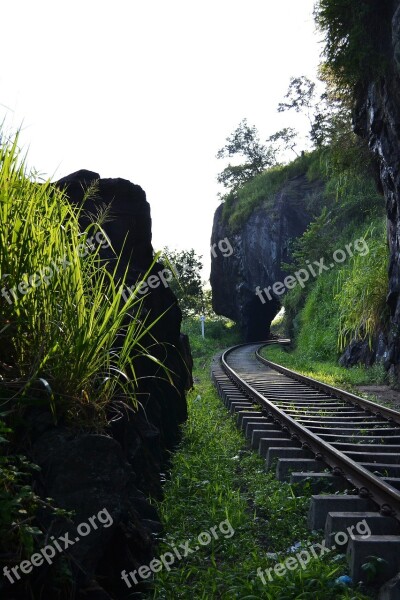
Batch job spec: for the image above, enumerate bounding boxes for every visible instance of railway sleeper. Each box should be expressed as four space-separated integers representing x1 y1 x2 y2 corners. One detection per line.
214 349 400 596
252 428 291 450
307 494 378 531
357 463 400 478
265 447 314 470
276 458 326 482
228 402 253 415
236 410 264 428
348 536 400 586
241 415 270 433
324 511 400 549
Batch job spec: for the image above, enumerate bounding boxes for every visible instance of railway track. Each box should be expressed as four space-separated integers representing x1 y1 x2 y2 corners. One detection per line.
212 342 400 592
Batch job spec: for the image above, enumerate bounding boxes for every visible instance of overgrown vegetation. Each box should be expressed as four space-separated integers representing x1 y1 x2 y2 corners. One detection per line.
149 321 372 599
217 44 389 370
262 344 387 391
222 151 320 231
0 129 177 596
314 0 393 92
337 224 389 351
0 131 167 426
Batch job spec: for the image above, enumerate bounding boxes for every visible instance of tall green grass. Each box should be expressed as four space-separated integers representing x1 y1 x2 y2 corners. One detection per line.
0 131 168 424
337 223 389 350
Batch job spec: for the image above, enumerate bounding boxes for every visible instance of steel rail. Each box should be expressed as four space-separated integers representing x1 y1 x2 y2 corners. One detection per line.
257 343 400 425
221 343 400 518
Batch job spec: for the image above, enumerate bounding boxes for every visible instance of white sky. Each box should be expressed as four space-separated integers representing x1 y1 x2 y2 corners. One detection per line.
1 0 322 279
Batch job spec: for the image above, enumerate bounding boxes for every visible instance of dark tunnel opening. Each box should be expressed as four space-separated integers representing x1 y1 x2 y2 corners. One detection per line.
243 294 281 342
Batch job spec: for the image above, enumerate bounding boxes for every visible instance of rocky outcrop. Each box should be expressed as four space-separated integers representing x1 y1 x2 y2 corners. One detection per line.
3 171 191 599
353 3 400 380
56 170 189 450
210 174 321 341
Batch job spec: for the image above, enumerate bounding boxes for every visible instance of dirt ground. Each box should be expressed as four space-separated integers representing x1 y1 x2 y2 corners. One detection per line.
356 385 400 412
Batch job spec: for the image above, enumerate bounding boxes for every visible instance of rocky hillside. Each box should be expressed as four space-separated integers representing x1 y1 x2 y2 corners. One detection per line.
353 2 400 380
210 170 322 341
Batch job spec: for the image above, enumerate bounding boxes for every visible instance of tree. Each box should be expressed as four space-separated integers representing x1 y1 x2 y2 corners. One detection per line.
216 119 278 194
278 75 346 149
162 248 205 317
278 76 316 120
267 127 299 157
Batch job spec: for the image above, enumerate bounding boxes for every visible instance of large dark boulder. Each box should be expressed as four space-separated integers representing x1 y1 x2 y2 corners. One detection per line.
55 170 189 451
1 171 191 599
210 174 321 341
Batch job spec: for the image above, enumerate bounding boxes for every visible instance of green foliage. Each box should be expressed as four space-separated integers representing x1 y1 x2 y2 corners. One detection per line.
286 208 335 270
323 154 383 222
216 119 278 194
222 152 318 231
0 416 75 595
267 127 299 158
0 417 42 570
0 131 168 424
337 223 389 350
282 219 389 365
296 269 341 362
278 76 316 117
315 0 393 91
262 345 387 389
361 556 388 583
181 316 240 363
150 351 371 598
162 248 205 317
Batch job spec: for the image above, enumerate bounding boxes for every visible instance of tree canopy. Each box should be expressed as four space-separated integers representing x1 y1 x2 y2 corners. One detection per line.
216 119 278 194
162 248 205 317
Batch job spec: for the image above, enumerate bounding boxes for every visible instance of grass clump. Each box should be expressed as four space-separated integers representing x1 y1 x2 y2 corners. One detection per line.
0 131 167 425
337 224 389 351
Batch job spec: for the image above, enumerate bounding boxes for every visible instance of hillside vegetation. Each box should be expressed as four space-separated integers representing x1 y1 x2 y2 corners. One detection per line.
219 94 388 378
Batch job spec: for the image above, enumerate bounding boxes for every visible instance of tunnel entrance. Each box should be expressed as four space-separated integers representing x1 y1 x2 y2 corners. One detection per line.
243 295 281 342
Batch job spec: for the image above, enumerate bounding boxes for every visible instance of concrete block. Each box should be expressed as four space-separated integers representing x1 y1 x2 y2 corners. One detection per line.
276 459 324 483
237 411 264 428
378 572 400 600
347 535 400 584
266 447 312 470
229 403 252 415
252 428 284 450
325 512 399 549
308 495 378 530
242 416 269 433
257 438 299 456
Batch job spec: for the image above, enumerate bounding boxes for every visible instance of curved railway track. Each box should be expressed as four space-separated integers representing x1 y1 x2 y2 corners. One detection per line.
212 341 400 588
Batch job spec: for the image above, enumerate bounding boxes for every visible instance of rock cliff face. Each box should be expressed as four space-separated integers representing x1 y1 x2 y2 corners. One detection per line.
211 174 321 341
354 2 400 379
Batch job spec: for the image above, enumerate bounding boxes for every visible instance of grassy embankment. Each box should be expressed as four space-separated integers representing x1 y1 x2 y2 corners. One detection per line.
224 139 391 400
148 318 373 599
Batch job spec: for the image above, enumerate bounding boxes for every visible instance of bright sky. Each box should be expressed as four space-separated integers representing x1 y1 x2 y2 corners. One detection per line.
1 0 322 279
